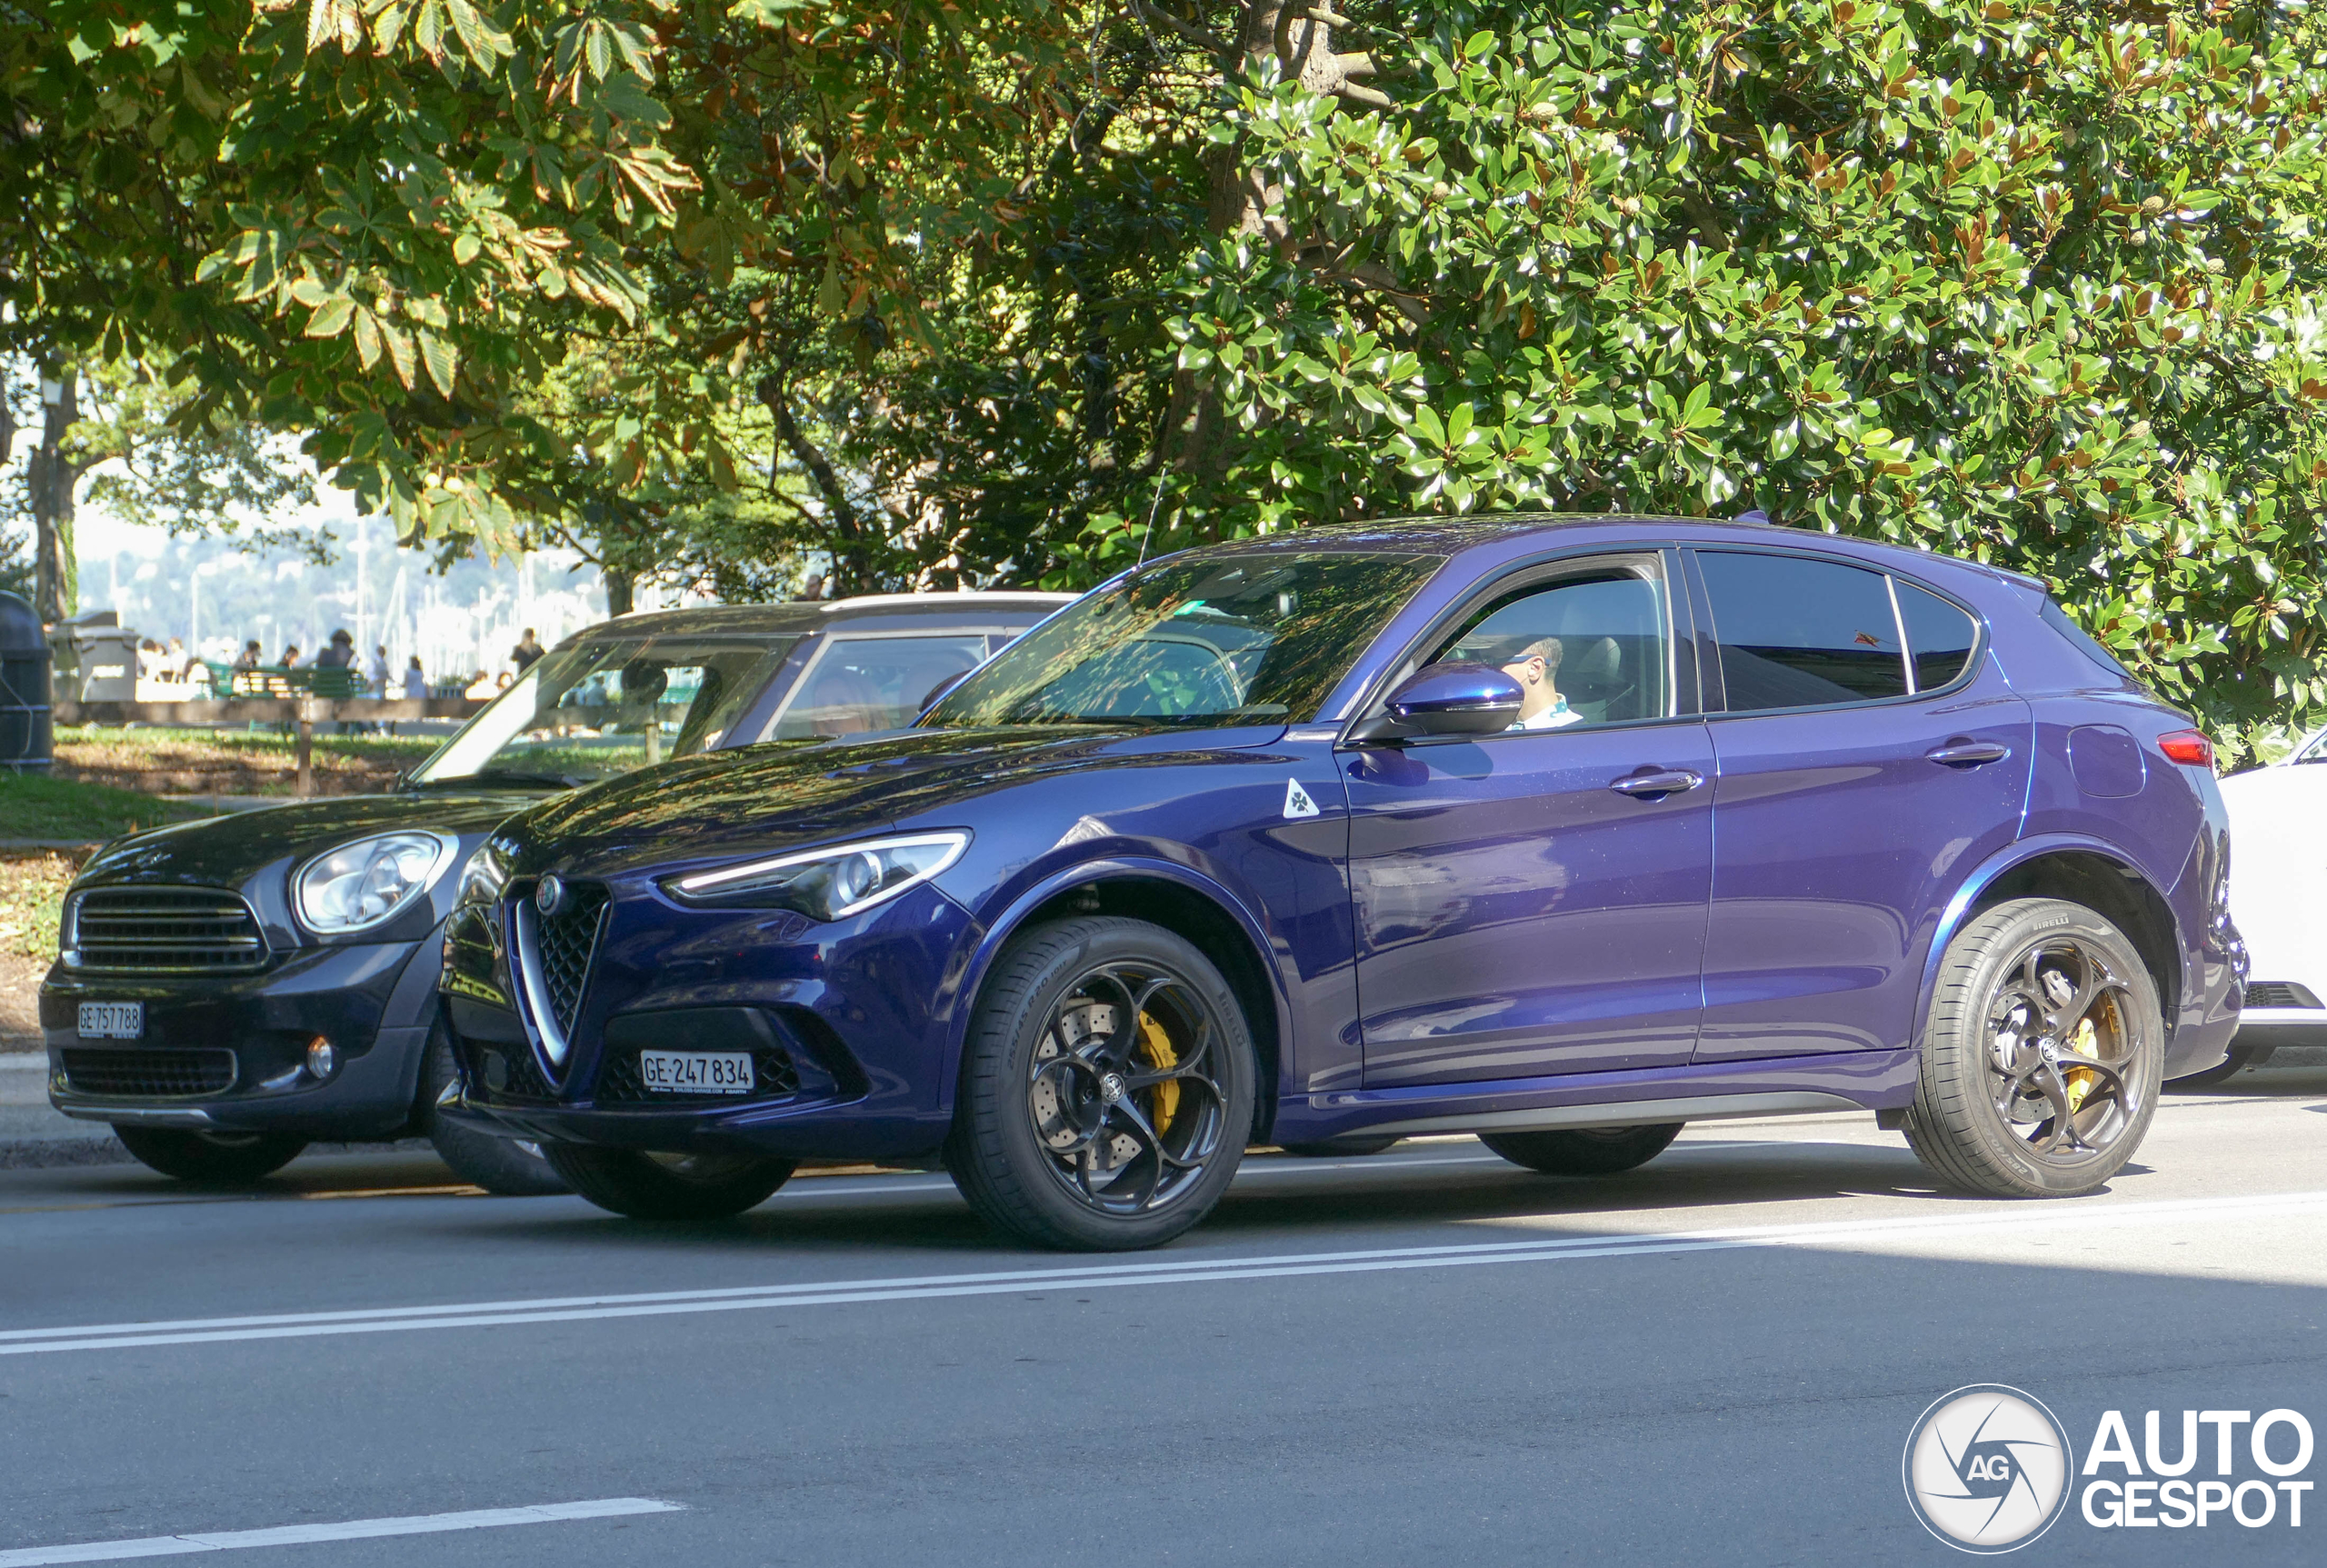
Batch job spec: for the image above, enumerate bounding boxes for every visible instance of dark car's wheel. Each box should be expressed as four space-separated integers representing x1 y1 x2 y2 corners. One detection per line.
541 1145 796 1220
1904 897 2162 1197
1479 1124 1683 1175
1278 1136 1401 1158
421 1030 570 1195
2167 1044 2257 1090
112 1126 306 1184
945 917 1256 1251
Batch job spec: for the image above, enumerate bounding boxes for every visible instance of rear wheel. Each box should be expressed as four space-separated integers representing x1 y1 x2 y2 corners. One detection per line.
945 916 1255 1251
421 1030 569 1195
541 1145 795 1220
112 1126 306 1184
1904 898 2162 1197
1479 1124 1683 1176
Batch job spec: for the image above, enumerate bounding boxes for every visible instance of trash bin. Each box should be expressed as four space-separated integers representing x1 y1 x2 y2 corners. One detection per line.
0 589 52 774
56 609 137 702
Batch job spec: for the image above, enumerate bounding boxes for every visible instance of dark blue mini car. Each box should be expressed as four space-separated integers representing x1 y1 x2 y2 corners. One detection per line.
440 516 2243 1249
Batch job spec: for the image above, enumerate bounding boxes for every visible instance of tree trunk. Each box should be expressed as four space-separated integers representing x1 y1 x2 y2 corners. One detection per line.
604 564 634 617
29 363 78 626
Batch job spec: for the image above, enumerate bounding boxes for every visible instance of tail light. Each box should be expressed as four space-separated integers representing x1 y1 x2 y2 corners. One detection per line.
2157 730 2214 769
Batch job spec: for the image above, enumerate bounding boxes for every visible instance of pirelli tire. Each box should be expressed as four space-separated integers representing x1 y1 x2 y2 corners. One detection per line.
1904 897 2164 1199
944 916 1257 1252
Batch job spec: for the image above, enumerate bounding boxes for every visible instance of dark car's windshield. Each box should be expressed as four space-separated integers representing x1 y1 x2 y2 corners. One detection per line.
409 634 799 787
924 552 1442 728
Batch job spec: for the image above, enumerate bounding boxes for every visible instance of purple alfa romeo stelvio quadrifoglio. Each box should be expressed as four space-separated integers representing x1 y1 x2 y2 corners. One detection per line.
438 515 2245 1250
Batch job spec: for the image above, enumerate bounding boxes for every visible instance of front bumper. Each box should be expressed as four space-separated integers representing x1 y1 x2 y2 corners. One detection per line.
435 878 977 1163
40 937 439 1138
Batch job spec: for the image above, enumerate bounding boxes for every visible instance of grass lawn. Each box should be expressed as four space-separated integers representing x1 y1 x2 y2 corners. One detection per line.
55 724 444 797
0 772 224 844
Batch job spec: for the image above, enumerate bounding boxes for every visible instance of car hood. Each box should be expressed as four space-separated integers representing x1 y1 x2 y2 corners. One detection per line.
75 790 552 889
504 724 1289 878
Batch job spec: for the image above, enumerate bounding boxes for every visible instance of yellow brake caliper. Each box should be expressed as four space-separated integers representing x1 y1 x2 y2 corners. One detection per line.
1137 1012 1179 1135
2063 1016 2100 1114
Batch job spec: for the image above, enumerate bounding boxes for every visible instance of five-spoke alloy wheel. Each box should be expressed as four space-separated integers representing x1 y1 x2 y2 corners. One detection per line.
947 917 1255 1250
1905 897 2163 1197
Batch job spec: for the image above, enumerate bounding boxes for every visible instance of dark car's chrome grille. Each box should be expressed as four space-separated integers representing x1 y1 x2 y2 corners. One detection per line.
68 887 266 974
61 1047 237 1098
594 1044 799 1105
516 883 610 1040
2245 981 2322 1011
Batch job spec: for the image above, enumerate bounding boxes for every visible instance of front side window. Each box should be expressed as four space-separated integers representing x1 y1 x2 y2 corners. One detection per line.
1429 565 1672 731
924 552 1443 728
771 635 992 741
1698 551 1907 711
410 635 796 787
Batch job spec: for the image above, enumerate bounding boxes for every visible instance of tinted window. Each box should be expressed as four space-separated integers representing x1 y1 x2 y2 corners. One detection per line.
926 553 1442 727
1698 551 1907 710
773 635 990 741
2040 599 2144 686
1895 582 1979 690
1433 571 1670 729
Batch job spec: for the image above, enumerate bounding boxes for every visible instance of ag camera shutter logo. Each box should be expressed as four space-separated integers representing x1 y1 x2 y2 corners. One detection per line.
1903 1384 2075 1553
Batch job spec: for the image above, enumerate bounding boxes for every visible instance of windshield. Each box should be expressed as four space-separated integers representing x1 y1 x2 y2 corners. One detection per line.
409 634 798 787
924 552 1442 728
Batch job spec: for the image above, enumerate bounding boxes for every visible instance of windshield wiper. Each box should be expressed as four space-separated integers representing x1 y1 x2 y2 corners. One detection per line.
411 770 591 791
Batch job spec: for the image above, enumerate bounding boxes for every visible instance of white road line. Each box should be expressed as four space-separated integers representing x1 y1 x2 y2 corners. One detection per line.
5 1190 2322 1358
0 1499 680 1566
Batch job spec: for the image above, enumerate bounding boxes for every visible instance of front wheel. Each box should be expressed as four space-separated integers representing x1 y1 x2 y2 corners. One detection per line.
421 1031 569 1195
541 1145 796 1220
1479 1124 1682 1175
112 1126 306 1184
1904 897 2162 1198
945 916 1256 1251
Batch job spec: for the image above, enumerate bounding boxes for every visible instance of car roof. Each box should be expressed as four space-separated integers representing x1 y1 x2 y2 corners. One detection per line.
554 591 1074 649
1150 513 2029 592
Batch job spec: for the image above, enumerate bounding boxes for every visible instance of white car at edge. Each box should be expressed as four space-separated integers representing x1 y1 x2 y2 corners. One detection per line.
2205 729 2327 1082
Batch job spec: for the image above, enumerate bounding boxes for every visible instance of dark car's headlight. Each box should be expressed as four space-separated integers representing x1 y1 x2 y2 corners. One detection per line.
294 832 457 934
663 832 970 921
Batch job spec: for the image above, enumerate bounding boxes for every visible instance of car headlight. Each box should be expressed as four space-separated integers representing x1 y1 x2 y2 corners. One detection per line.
456 843 508 908
294 832 458 934
662 832 970 921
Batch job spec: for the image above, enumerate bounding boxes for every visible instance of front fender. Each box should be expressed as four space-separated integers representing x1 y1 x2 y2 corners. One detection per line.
933 854 1296 1122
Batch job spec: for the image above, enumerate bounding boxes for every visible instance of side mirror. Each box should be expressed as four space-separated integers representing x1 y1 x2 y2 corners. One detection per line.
1346 663 1522 744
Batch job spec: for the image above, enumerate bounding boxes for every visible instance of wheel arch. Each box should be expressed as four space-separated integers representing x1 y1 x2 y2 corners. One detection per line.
943 858 1291 1143
1921 836 2185 1037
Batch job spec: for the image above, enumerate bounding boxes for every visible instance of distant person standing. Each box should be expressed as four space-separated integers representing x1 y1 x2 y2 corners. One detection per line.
511 629 544 672
402 656 428 699
367 644 391 696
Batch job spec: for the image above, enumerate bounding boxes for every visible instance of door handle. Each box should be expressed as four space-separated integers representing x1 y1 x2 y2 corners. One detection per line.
1926 740 2012 767
1609 768 1705 799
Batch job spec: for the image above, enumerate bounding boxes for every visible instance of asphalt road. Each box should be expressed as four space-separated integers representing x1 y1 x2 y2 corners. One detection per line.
4 1069 2324 1567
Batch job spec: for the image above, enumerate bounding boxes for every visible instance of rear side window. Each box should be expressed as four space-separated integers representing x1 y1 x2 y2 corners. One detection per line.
1697 552 1907 710
773 634 991 740
1896 582 1979 691
2040 599 2143 686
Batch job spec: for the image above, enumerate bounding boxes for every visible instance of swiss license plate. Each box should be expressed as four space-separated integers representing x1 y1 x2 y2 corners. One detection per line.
637 1050 753 1095
77 1002 144 1040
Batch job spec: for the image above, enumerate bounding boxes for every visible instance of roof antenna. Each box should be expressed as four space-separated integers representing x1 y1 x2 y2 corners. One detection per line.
1733 508 1772 525
1134 469 1168 571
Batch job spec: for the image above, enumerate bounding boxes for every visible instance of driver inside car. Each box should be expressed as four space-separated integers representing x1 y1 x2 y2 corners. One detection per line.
1465 634 1581 730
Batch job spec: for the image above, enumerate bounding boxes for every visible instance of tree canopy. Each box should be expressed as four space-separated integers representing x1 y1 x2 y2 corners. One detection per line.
5 0 2324 751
